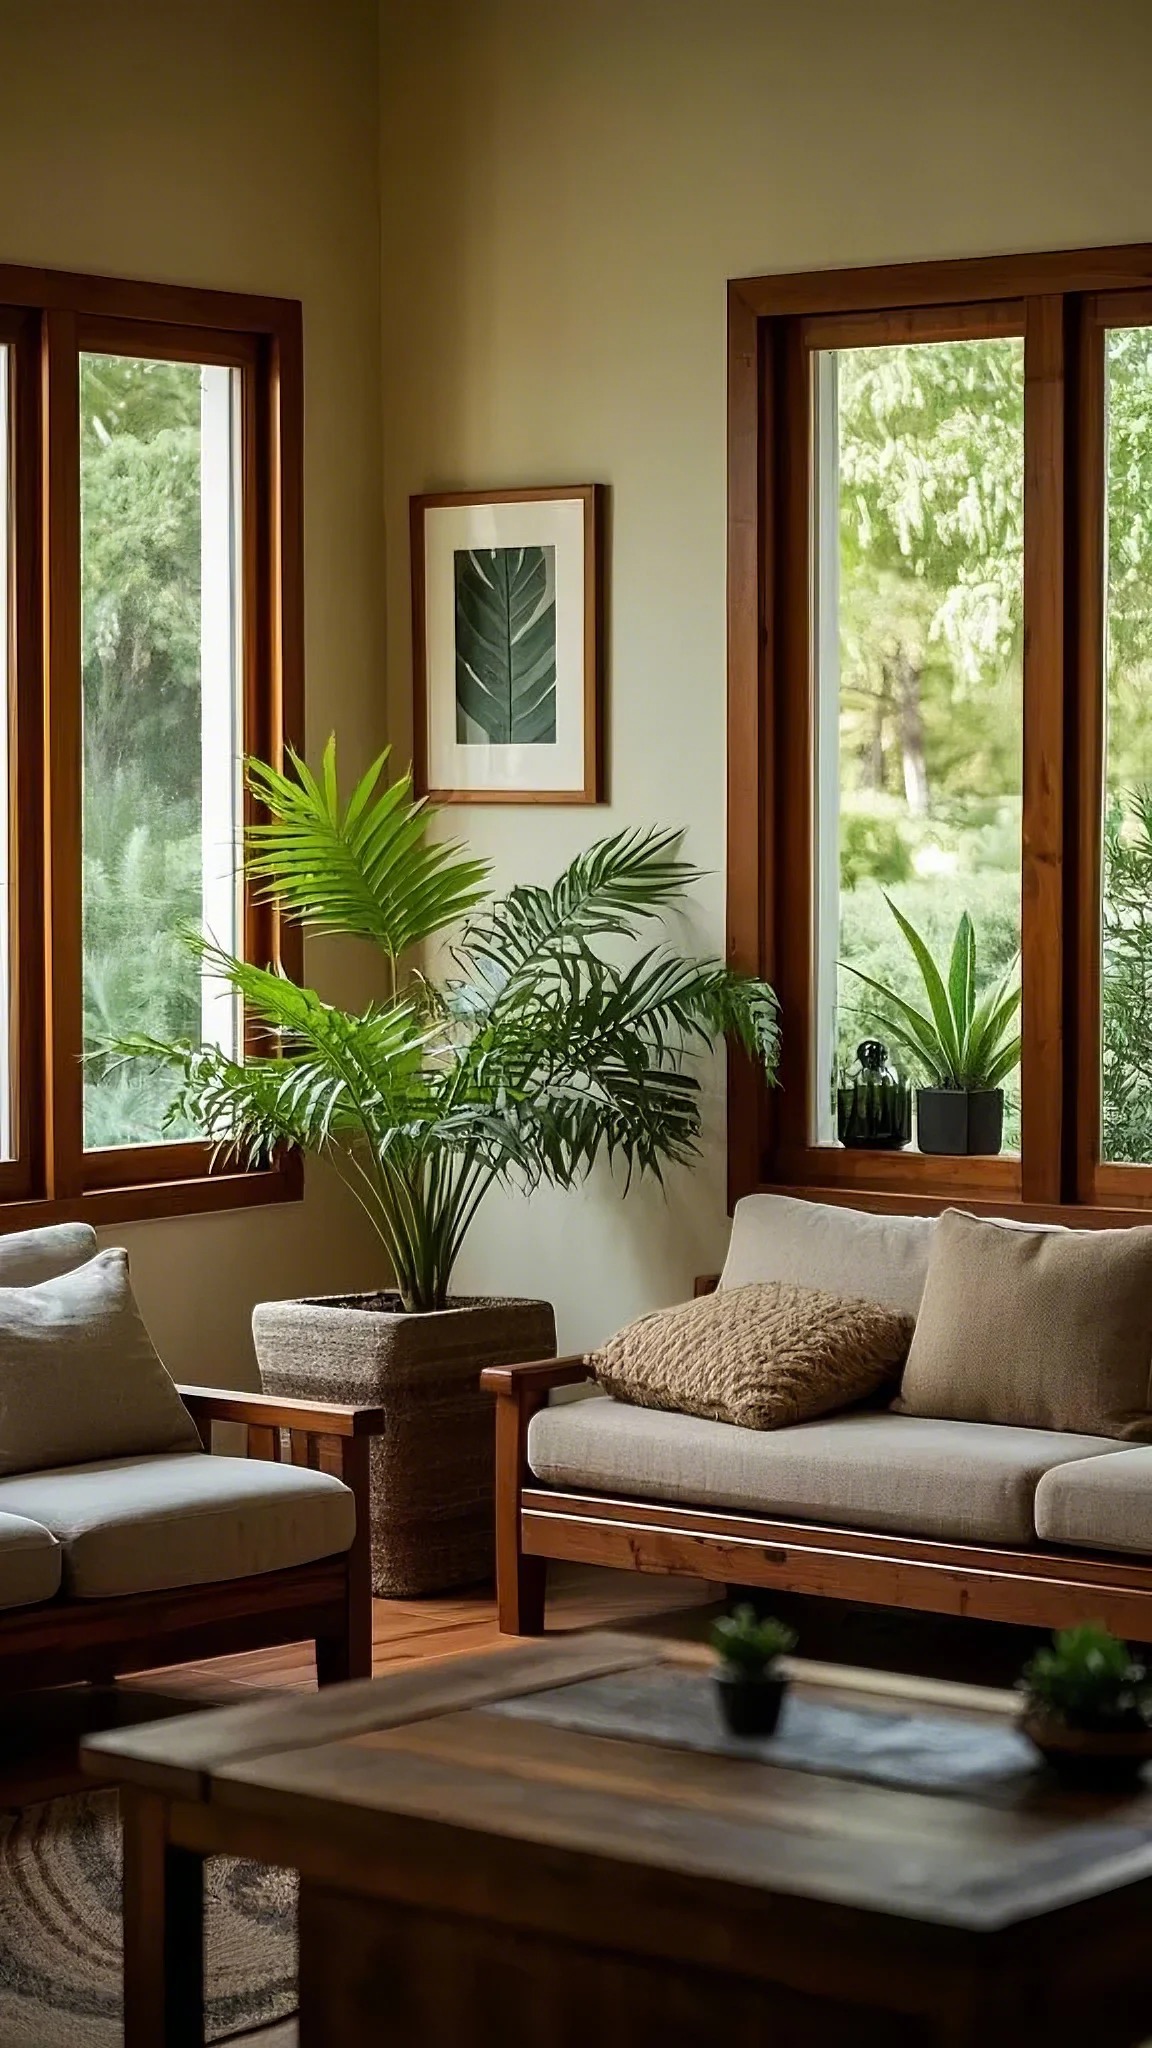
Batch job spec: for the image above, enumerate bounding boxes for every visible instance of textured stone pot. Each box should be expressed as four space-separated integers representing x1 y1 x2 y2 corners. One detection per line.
253 1293 556 1597
915 1086 1004 1156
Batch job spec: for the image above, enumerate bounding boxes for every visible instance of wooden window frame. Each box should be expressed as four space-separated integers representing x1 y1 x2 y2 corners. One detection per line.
727 242 1152 1228
0 263 304 1230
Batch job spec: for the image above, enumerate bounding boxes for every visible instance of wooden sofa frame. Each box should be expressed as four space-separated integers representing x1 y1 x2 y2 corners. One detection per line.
0 1386 383 1693
483 1281 1152 1645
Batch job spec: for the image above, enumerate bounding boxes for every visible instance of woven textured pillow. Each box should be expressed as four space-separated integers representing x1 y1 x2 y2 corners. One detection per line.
587 1282 914 1432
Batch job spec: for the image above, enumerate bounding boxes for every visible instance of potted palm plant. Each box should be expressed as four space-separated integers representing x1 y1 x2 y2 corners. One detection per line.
113 739 780 1595
842 899 1020 1156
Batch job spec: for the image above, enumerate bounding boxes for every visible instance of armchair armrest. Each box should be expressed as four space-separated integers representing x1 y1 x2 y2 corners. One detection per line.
481 1356 590 1400
177 1385 386 1437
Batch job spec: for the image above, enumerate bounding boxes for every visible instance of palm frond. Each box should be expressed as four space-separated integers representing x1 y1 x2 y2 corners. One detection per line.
247 738 489 961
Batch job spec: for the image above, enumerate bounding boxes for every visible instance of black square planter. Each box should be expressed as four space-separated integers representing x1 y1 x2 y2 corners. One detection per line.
915 1087 1004 1156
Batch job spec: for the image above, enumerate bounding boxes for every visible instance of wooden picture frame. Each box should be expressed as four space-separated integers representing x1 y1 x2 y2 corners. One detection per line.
411 484 604 804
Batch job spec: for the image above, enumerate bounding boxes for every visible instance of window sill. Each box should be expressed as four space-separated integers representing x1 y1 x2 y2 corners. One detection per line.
0 1156 302 1232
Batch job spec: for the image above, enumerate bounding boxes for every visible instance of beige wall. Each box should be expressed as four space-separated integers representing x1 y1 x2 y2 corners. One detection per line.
379 0 1152 1352
0 0 389 1382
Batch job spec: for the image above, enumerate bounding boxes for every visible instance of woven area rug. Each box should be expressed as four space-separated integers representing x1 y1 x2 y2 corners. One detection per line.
0 1787 296 2045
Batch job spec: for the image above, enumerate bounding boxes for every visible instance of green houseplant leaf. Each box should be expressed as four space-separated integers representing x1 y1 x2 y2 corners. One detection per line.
454 546 557 744
107 744 780 1312
842 900 1020 1092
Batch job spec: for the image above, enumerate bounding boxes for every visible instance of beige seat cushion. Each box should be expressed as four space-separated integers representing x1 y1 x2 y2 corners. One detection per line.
1035 1448 1152 1555
589 1284 912 1430
719 1193 935 1315
0 1453 356 1597
0 1248 201 1477
895 1208 1152 1440
0 1511 60 1609
527 1397 1127 1545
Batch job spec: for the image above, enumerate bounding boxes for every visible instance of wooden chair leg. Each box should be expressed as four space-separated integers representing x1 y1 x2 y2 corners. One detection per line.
494 1391 547 1636
315 1631 352 1687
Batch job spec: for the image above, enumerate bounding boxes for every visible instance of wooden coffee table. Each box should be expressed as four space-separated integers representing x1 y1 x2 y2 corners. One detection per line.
83 1634 1152 2047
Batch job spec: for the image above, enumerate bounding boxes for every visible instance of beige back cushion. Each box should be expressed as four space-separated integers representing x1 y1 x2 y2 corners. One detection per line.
719 1193 935 1316
0 1222 98 1288
0 1248 200 1476
588 1282 913 1432
894 1208 1152 1440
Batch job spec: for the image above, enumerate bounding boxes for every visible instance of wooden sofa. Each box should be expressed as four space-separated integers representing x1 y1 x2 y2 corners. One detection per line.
485 1196 1152 1644
0 1386 382 1693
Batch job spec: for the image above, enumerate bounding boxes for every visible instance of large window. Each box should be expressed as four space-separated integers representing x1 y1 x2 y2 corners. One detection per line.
727 250 1152 1223
0 274 302 1225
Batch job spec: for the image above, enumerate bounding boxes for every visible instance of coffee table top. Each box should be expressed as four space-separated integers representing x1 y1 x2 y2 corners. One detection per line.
84 1634 1152 1937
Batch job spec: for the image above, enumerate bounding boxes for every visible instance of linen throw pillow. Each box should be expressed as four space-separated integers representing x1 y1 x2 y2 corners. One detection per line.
0 1248 201 1476
893 1208 1152 1440
588 1282 914 1432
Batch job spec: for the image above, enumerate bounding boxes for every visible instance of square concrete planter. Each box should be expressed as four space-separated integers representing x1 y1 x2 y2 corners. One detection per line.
252 1293 556 1597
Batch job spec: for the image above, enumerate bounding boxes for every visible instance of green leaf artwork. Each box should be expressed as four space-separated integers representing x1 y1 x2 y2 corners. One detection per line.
454 545 557 745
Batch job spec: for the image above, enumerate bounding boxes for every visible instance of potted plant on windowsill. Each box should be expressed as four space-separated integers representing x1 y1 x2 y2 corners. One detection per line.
841 899 1020 1157
1019 1625 1152 1786
712 1606 797 1737
111 740 780 1596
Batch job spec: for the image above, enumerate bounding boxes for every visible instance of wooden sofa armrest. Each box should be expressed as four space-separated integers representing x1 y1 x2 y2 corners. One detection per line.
177 1385 386 1438
480 1356 590 1400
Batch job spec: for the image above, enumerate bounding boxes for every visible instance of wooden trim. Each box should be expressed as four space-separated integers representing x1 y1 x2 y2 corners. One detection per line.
1072 306 1106 1201
7 310 44 1197
800 300 1025 351
518 1487 1152 1643
41 306 83 1202
411 484 605 806
0 262 299 336
0 1159 300 1232
726 284 767 1205
75 316 260 370
734 243 1152 320
1020 294 1066 1204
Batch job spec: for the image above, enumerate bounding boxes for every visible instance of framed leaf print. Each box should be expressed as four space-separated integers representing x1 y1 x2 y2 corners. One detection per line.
411 485 604 803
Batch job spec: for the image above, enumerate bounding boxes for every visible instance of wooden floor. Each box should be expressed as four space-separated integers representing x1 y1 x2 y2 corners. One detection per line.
126 1562 721 1700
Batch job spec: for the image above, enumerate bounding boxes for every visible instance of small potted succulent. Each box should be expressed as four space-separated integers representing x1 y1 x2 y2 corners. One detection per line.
711 1605 797 1737
842 900 1020 1157
1019 1624 1152 1785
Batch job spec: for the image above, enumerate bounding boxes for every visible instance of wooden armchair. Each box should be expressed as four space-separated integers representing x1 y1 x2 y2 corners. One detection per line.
0 1386 385 1693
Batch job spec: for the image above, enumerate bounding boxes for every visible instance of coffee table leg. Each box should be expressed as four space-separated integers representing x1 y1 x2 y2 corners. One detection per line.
121 1788 205 2048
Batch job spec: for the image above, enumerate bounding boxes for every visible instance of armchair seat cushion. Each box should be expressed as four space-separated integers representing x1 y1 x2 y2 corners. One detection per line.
527 1397 1125 1544
1034 1447 1152 1555
0 1511 60 1609
0 1452 356 1597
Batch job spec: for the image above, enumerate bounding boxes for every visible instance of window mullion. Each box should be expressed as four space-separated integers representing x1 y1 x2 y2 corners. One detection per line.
40 306 84 1203
1019 293 1067 1206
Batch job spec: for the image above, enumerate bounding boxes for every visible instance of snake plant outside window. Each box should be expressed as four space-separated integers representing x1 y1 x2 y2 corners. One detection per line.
109 740 780 1311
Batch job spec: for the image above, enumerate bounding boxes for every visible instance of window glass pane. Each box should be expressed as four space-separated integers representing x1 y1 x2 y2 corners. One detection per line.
812 336 1025 1150
1101 326 1152 1164
0 347 12 1161
80 352 243 1150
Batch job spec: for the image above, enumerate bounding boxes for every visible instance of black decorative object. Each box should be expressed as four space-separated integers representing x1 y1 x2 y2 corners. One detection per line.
916 1086 1004 1157
836 1040 912 1151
